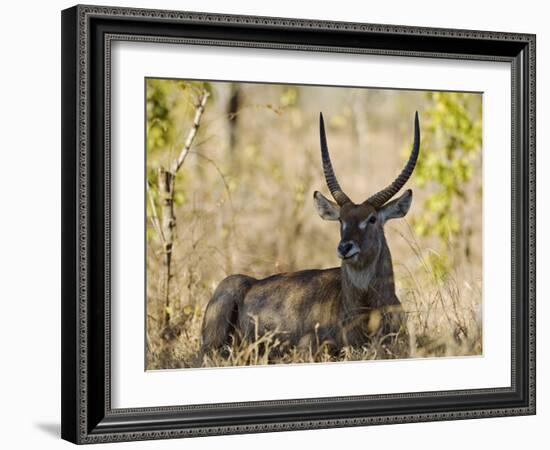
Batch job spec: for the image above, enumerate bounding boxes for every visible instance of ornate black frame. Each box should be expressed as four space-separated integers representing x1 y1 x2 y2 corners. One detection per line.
61 4 536 444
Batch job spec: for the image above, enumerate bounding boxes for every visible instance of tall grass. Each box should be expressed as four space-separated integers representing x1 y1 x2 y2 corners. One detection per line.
146 224 482 370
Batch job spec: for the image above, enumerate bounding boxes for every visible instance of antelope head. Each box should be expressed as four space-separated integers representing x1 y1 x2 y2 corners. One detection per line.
313 112 420 270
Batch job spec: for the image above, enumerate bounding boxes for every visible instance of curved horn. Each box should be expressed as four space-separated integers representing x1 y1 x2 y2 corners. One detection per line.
366 111 420 208
319 113 351 206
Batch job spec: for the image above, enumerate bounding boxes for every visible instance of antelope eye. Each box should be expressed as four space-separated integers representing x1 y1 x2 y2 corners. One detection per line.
360 215 376 229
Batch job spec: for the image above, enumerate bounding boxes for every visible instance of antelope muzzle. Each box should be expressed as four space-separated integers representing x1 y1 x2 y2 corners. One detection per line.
337 240 359 260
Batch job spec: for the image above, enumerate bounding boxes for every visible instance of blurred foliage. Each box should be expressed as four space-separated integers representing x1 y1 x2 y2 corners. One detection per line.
146 79 211 157
412 92 482 255
280 87 298 107
146 79 211 228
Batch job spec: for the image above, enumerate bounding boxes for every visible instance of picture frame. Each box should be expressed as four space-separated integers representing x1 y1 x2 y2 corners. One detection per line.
61 4 536 444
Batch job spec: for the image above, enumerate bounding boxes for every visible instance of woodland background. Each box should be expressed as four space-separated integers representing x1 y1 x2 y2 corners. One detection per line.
145 79 483 369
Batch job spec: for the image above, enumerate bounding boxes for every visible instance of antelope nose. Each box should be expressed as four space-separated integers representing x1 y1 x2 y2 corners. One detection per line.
337 241 358 259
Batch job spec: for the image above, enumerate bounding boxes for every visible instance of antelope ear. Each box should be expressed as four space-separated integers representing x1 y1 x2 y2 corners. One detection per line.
313 191 340 221
379 189 413 223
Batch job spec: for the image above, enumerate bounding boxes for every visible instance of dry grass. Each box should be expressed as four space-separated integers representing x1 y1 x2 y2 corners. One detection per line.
147 312 408 369
146 228 482 370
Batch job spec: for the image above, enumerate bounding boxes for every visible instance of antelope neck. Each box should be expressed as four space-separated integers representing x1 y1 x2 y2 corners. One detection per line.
339 239 395 311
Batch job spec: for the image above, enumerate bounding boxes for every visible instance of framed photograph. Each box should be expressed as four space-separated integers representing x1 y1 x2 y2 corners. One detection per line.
61 4 536 444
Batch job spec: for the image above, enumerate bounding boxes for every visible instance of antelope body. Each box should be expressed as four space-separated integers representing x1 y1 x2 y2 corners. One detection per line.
201 113 420 356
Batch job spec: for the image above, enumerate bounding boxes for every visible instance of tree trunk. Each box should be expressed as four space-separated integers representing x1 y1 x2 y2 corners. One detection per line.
227 83 241 153
154 90 210 328
158 167 175 326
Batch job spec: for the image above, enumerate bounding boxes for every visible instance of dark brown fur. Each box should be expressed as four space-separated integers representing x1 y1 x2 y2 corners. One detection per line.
200 214 407 356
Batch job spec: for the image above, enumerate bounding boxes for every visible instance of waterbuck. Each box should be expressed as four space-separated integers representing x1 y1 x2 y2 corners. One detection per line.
201 112 420 358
